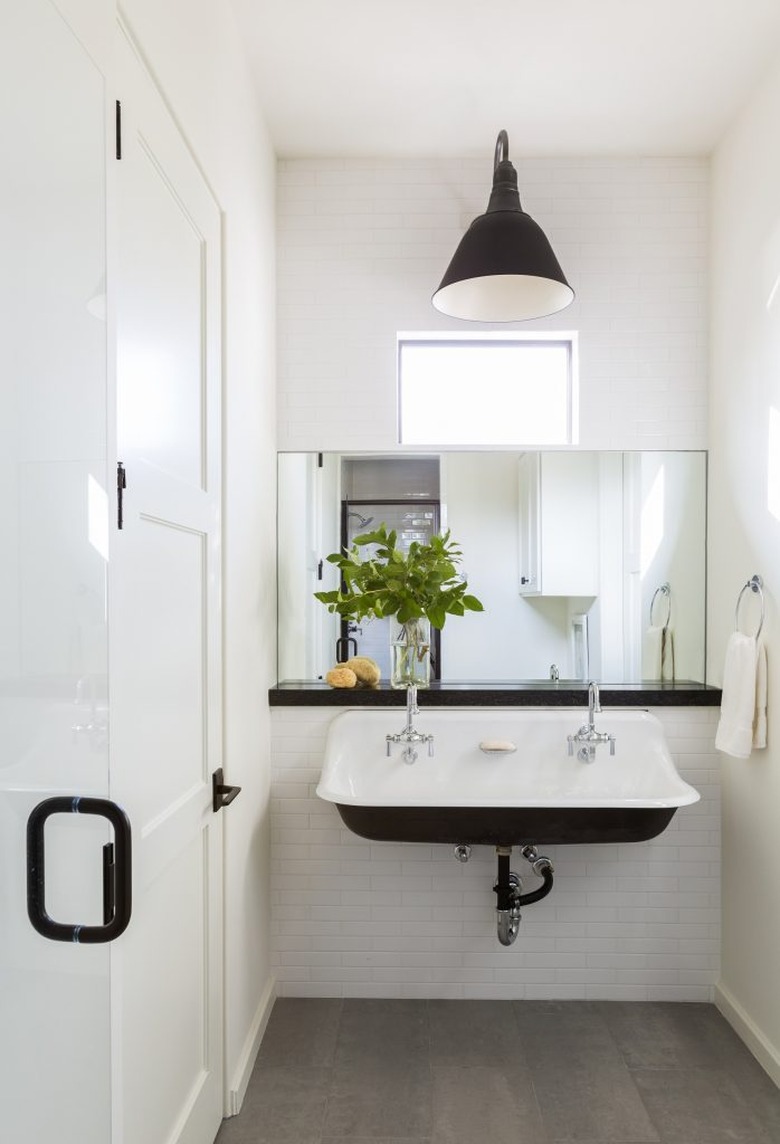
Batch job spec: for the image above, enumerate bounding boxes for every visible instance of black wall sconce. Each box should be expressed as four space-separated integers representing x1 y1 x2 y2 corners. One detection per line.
432 130 574 322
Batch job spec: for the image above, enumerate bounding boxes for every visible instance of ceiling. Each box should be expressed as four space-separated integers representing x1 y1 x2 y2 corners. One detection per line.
231 0 780 158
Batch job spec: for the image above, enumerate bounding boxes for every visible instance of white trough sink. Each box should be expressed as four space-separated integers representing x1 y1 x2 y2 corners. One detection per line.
317 708 700 845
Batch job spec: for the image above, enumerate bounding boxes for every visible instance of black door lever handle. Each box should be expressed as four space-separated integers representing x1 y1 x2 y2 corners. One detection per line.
212 768 242 812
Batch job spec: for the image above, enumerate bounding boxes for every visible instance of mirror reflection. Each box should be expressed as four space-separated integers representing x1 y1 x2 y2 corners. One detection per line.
277 451 707 686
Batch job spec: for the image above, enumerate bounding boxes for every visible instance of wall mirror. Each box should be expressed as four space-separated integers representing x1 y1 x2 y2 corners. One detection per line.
277 451 707 686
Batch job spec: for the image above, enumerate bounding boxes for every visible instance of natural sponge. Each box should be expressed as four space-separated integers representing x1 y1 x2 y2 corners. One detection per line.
325 666 357 688
344 656 381 686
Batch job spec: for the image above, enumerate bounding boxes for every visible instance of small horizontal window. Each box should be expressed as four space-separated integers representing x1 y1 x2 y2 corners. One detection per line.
398 334 576 446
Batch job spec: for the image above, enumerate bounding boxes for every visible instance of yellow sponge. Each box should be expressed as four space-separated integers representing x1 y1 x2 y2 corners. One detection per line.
344 656 381 686
325 666 357 688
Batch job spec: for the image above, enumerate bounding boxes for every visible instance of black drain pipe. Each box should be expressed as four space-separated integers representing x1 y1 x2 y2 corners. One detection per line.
493 846 555 909
494 848 516 912
517 861 554 906
493 845 555 946
517 844 554 905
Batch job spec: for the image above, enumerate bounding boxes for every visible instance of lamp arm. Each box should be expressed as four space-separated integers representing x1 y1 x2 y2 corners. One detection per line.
494 129 509 171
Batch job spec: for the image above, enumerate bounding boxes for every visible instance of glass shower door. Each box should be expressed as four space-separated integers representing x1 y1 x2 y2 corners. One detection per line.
0 2 113 1139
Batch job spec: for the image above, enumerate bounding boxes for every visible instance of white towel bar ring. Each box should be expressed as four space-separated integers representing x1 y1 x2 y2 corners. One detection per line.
650 582 671 628
735 574 764 640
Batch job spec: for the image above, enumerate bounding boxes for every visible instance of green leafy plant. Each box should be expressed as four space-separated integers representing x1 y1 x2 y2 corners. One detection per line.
314 524 484 630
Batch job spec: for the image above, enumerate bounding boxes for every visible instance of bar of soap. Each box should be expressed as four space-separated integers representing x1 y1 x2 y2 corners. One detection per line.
479 739 517 754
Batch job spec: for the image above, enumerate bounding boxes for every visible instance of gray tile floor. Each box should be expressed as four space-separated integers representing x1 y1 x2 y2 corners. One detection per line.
216 999 780 1144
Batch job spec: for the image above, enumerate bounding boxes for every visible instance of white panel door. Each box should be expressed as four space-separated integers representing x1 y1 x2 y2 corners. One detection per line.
112 26 225 1144
0 1 112 1141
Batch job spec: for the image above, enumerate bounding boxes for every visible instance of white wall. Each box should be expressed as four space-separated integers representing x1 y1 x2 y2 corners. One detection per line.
277 157 708 453
439 453 572 680
270 705 719 1000
116 0 277 1102
277 453 313 679
637 451 707 681
710 49 780 1082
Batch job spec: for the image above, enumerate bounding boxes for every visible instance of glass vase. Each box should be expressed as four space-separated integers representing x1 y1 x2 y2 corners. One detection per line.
390 616 431 689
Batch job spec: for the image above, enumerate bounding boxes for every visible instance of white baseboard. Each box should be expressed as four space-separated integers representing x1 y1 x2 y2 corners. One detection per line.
715 981 780 1087
226 975 277 1117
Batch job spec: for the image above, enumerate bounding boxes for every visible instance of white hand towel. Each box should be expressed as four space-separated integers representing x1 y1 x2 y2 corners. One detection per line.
661 627 675 682
642 626 663 680
754 638 768 748
715 633 767 757
642 626 676 681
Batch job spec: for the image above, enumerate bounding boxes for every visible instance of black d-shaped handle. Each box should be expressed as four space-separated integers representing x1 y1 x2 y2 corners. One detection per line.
212 768 242 812
27 797 132 944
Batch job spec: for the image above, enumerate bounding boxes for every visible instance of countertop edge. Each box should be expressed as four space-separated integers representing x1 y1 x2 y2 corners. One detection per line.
269 682 722 707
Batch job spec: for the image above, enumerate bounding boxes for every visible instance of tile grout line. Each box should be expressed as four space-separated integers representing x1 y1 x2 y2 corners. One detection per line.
319 997 346 1143
510 995 549 1143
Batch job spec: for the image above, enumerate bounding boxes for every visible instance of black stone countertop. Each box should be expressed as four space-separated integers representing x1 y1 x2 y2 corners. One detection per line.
269 680 722 707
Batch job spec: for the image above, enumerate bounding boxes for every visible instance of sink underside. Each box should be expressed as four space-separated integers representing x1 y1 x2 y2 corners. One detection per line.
334 804 678 846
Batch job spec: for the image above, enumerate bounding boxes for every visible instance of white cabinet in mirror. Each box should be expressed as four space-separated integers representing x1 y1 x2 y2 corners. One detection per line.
276 451 707 686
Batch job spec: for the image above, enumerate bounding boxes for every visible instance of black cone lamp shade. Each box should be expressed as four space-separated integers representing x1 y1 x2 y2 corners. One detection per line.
432 131 574 322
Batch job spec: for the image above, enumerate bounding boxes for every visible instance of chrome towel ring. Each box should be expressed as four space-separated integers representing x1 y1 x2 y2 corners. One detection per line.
650 582 671 629
735 574 764 640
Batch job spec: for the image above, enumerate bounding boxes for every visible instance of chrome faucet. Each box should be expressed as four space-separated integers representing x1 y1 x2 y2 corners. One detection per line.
588 679 600 728
567 680 616 762
386 685 434 764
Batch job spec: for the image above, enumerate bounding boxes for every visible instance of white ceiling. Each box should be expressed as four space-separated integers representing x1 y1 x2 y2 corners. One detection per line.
231 0 780 158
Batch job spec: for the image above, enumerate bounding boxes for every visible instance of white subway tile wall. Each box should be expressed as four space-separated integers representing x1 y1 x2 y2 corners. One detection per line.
270 706 720 999
277 157 709 453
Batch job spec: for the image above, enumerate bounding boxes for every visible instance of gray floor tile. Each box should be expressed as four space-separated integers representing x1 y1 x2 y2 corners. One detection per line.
597 1001 780 1133
431 1064 546 1144
323 1060 433 1139
428 1000 525 1068
242 1063 332 1102
335 998 430 1066
217 1000 780 1144
686 1011 780 1132
727 1052 780 1136
596 1001 741 1071
513 1000 624 1064
513 1002 658 1142
258 997 343 1067
632 1067 774 1143
219 1066 330 1144
529 1063 660 1143
214 1119 250 1144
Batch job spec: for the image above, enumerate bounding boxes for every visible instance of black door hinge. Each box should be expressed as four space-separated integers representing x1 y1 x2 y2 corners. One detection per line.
115 100 122 160
117 462 126 529
317 559 323 581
